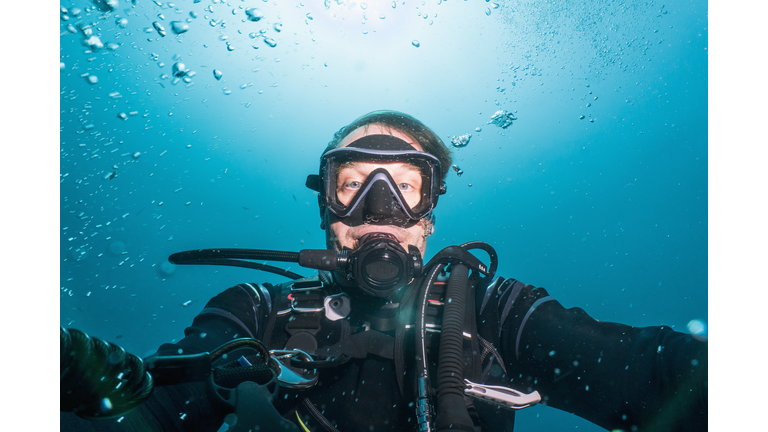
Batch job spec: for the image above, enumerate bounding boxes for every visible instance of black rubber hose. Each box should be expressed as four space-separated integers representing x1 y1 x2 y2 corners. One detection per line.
459 241 498 279
60 328 154 419
169 248 301 264
433 264 475 432
172 258 305 280
414 263 446 432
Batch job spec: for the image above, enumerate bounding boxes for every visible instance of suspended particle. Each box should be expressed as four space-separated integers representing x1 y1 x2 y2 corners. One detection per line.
687 319 708 341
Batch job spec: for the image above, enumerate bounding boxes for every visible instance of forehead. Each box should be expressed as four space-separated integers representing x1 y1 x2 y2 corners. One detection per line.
339 124 424 152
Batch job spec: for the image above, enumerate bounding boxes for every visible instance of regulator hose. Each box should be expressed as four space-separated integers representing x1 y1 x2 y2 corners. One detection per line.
60 327 154 419
433 264 475 432
169 248 305 280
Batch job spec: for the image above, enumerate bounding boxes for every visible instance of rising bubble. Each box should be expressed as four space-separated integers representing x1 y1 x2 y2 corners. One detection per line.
172 62 188 77
170 21 189 34
412 40 420 47
153 21 167 37
245 8 264 22
83 35 104 50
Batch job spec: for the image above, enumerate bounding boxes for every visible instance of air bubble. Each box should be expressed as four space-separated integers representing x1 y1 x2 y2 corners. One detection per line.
213 70 223 80
170 21 189 35
411 40 420 47
245 8 264 22
153 21 167 37
172 62 188 77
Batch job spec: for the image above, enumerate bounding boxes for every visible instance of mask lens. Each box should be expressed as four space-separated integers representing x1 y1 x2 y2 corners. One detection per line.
335 162 424 208
321 147 442 221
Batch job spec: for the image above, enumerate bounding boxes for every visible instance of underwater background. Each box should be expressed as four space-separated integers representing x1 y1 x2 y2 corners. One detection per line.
58 0 708 430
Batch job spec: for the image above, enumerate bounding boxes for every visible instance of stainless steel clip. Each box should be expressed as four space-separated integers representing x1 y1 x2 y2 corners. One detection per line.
269 349 319 390
463 379 541 410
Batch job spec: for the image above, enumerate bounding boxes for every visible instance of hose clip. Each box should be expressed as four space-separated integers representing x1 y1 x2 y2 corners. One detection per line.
463 379 541 410
269 349 319 389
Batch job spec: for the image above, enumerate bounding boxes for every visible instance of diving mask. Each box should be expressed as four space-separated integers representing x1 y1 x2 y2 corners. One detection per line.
306 135 446 227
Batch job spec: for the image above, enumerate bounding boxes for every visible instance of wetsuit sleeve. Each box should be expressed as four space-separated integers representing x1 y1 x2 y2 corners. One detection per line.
489 280 707 432
61 283 274 432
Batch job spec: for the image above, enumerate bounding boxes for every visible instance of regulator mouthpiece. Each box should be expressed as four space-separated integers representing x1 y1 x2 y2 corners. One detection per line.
297 232 422 298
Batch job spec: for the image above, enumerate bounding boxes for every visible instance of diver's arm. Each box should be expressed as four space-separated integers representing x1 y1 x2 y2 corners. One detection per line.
493 283 707 432
61 284 272 432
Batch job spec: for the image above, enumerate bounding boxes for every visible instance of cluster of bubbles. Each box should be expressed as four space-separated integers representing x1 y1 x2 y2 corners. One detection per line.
450 133 472 148
487 110 517 129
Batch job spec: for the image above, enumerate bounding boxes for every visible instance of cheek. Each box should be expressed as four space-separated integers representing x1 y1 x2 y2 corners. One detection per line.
329 221 352 244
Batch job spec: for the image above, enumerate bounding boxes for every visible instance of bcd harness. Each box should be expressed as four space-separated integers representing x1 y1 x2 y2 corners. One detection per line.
245 271 540 432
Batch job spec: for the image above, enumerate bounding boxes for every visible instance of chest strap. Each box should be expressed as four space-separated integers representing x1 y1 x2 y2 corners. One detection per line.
290 330 395 369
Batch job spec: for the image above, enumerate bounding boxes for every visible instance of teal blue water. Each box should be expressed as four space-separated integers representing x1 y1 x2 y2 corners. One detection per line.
60 1 707 430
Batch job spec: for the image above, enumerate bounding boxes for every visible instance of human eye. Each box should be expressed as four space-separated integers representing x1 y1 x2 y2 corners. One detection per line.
345 180 362 190
398 183 414 192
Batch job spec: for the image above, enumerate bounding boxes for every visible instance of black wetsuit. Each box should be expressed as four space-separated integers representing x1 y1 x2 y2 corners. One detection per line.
61 275 707 431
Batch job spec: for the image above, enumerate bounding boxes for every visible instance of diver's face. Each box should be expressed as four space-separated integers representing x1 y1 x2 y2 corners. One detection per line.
326 125 434 257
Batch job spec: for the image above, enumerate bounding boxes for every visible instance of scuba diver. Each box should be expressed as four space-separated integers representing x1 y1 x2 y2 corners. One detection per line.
61 110 707 431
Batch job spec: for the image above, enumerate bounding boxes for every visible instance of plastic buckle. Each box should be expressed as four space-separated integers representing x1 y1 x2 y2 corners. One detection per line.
463 379 541 410
269 349 319 389
290 279 324 292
